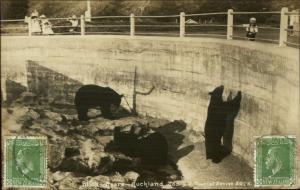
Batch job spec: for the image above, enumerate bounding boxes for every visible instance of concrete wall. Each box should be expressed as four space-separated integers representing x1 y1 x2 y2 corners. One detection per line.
2 36 299 165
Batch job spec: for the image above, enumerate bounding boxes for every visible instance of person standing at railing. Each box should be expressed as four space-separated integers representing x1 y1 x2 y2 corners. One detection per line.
68 15 79 33
40 15 54 35
288 10 298 36
30 11 42 35
246 17 258 41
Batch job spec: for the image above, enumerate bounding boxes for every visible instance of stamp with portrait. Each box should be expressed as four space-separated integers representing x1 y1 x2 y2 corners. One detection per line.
4 136 48 188
254 136 296 187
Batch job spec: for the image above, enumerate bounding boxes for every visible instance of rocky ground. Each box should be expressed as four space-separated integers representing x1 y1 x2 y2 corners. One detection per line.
2 92 253 189
2 92 196 189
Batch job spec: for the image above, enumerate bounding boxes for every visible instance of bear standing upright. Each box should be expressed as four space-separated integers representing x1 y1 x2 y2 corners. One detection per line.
204 85 241 163
74 85 123 121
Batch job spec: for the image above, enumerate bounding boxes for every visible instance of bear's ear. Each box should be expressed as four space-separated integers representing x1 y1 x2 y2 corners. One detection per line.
208 92 212 95
120 94 124 98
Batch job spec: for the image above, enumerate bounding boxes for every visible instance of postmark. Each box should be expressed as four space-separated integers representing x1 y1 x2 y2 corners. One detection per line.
254 135 296 187
4 136 48 188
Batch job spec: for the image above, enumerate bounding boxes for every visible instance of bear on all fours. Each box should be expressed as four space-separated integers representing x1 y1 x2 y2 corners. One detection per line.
204 85 242 163
74 85 123 121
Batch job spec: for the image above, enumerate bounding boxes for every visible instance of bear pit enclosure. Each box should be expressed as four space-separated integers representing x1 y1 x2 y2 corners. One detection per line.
1 36 299 189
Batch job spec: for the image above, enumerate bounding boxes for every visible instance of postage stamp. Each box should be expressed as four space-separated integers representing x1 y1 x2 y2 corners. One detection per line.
4 136 48 188
254 135 296 187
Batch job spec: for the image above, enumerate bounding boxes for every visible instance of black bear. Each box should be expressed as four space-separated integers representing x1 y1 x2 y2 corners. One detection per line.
74 85 123 121
139 132 168 167
204 85 241 163
113 126 168 167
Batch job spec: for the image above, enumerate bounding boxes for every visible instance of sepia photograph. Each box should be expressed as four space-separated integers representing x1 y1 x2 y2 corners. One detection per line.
1 0 299 189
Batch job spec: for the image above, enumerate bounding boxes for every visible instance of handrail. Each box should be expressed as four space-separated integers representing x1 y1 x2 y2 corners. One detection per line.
0 26 28 29
186 24 227 27
47 17 72 21
232 11 280 14
85 25 129 28
135 15 179 18
91 16 130 19
186 12 227 16
285 12 300 16
233 25 280 30
0 19 25 22
186 33 227 37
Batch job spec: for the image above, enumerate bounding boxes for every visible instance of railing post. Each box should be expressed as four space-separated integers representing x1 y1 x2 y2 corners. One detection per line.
28 17 32 36
180 12 185 37
279 7 288 46
81 15 85 35
130 13 135 36
227 9 233 40
85 0 91 22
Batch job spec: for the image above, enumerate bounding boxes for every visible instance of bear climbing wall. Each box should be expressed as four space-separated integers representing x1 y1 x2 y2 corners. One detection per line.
1 36 299 166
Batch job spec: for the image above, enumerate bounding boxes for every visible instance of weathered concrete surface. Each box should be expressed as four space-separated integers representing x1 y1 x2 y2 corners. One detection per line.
1 36 299 170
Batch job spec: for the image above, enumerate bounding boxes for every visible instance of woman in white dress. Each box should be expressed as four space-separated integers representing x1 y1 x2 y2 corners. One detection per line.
40 15 54 35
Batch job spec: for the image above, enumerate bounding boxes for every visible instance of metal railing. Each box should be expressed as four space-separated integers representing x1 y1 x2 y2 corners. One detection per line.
1 7 299 47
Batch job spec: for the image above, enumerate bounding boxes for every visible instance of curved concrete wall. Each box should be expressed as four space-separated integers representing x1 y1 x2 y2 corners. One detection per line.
2 36 299 165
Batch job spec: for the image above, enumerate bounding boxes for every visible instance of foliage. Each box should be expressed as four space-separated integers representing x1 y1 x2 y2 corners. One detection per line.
1 0 299 19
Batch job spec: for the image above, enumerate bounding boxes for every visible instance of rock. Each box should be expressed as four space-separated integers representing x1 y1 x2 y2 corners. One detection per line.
110 172 125 183
59 140 115 175
60 156 90 173
17 108 40 126
124 171 139 183
61 114 77 122
38 119 68 136
81 175 110 190
57 176 84 190
80 139 104 155
95 136 113 147
2 108 23 135
48 144 65 169
13 91 37 106
52 171 75 182
44 110 63 122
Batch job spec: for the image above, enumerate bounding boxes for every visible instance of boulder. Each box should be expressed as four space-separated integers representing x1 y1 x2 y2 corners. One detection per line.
48 144 65 169
17 108 40 127
81 175 110 190
2 107 23 135
57 176 84 189
110 172 125 184
13 91 37 106
124 171 139 183
44 110 63 122
59 140 115 175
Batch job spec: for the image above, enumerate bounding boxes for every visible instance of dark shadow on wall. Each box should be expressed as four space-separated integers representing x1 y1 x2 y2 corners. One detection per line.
27 60 83 106
5 79 27 105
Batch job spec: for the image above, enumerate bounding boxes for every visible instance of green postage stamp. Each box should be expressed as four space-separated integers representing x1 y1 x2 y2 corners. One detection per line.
255 135 296 187
4 136 48 188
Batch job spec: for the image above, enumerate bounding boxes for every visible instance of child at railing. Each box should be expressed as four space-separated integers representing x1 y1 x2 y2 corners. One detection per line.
40 15 54 35
246 17 258 41
68 15 79 33
30 11 42 35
